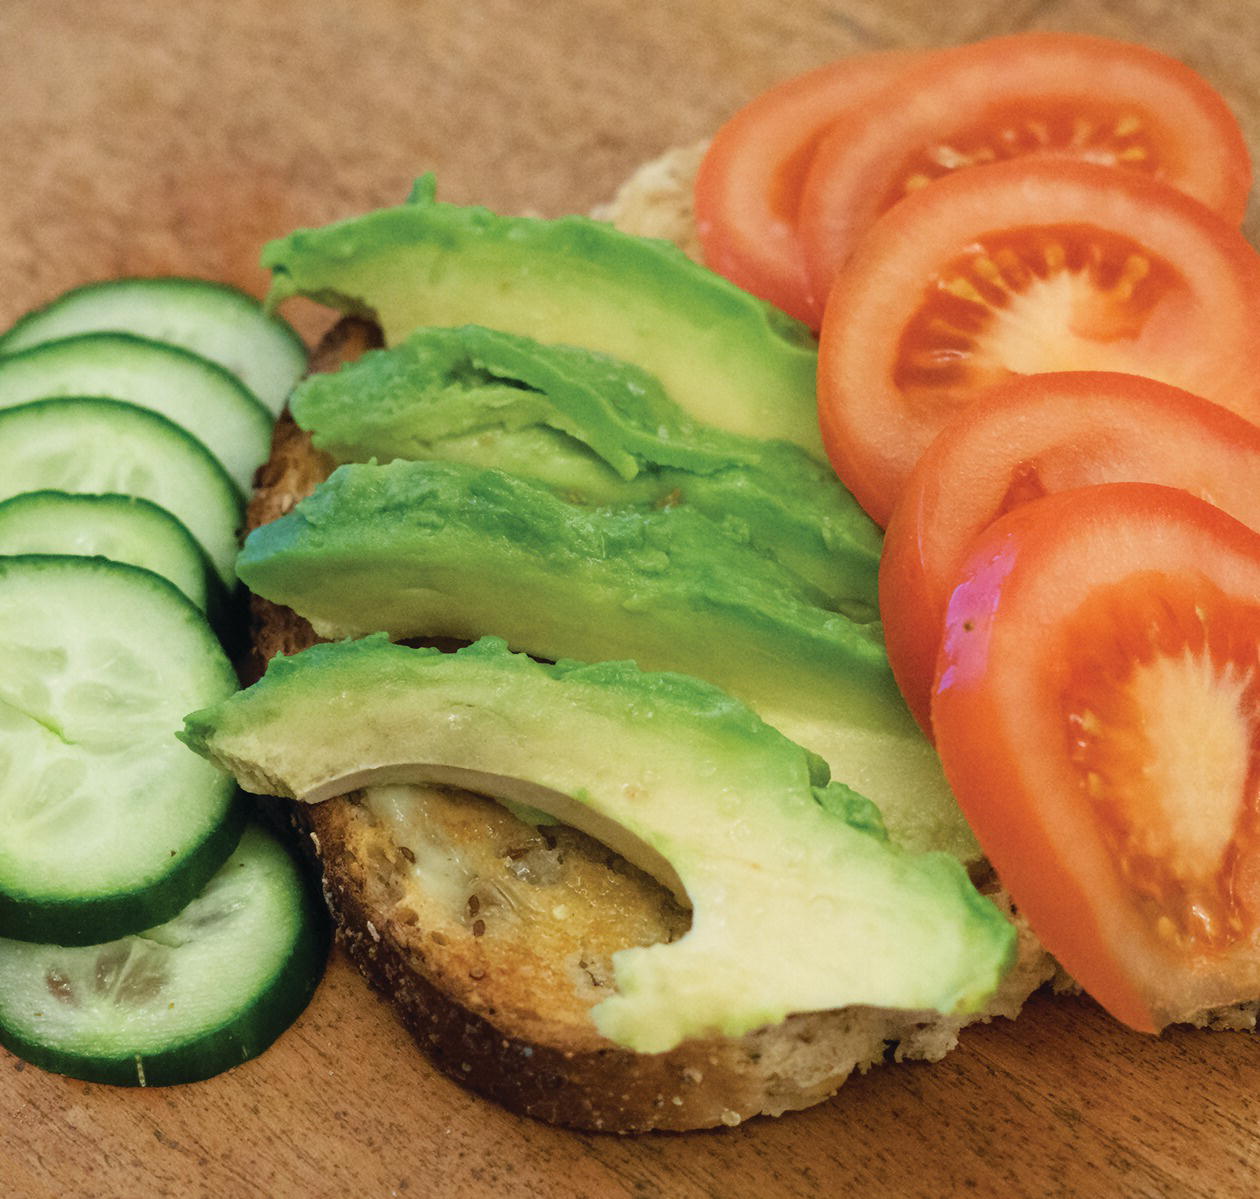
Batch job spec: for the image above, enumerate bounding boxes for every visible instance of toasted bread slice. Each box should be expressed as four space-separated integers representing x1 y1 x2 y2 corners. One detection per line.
243 162 1058 1131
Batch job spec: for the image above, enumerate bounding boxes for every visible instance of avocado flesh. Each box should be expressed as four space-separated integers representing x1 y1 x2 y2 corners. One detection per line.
289 325 881 616
180 635 1014 1053
262 180 823 458
237 460 979 861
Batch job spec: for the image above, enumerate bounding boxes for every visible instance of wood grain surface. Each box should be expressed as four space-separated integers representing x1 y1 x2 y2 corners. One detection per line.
3 2 1260 1196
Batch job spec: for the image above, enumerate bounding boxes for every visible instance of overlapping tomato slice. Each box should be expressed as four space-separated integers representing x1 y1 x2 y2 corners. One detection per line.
694 50 926 326
933 483 1260 1032
693 34 1250 328
816 158 1260 526
695 36 1260 1033
881 372 1260 735
797 33 1251 313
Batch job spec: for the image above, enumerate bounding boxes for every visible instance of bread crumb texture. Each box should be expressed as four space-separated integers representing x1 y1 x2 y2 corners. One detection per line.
284 783 1055 1131
592 142 708 262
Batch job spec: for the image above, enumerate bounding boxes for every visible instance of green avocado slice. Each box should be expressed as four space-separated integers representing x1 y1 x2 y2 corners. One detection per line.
236 460 978 861
292 322 736 480
180 635 1015 1053
261 178 823 458
289 325 881 616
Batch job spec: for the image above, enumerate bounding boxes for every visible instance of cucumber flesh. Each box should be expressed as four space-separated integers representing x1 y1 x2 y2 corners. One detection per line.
0 491 219 614
0 333 271 494
0 277 306 416
0 822 328 1086
0 555 244 944
0 398 243 587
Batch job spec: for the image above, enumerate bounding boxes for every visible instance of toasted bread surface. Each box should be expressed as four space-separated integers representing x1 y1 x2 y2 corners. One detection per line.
591 142 707 260
243 164 1058 1131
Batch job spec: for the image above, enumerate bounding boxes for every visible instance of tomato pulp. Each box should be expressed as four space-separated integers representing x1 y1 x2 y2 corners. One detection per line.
933 483 1260 1032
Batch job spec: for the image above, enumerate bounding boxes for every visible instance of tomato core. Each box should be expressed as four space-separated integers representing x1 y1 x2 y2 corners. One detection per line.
893 224 1180 400
1060 573 1260 953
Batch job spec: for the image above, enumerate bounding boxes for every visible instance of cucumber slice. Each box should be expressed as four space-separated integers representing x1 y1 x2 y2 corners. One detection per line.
0 822 327 1086
0 491 219 615
0 398 243 587
0 332 271 494
0 277 306 416
0 555 245 945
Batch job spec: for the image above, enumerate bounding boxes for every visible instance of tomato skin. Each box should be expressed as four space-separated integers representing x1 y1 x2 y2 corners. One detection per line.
694 49 928 327
932 483 1260 1033
798 32 1252 313
816 158 1260 528
881 371 1260 736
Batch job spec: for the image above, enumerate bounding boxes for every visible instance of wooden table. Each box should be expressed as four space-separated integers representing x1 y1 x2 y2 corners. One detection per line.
3 2 1260 1195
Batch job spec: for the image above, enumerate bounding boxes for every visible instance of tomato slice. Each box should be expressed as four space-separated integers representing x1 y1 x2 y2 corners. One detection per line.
881 371 1260 736
932 482 1260 1032
798 33 1252 313
816 157 1260 527
694 49 928 327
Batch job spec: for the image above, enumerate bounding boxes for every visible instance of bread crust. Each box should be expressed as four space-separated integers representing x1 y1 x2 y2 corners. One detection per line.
286 796 941 1132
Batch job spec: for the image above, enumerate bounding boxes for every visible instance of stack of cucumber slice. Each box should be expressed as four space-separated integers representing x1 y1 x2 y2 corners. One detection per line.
0 491 220 615
0 278 327 1085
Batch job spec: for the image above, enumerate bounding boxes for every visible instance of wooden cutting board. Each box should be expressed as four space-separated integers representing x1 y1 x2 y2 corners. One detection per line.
3 2 1260 1195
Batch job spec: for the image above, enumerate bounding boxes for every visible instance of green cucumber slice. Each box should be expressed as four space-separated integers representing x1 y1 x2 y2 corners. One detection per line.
0 822 328 1086
0 277 306 416
0 332 271 494
0 555 244 944
0 398 243 587
0 491 219 615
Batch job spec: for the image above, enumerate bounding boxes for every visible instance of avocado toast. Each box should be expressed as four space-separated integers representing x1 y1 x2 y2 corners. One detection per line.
197 166 1056 1131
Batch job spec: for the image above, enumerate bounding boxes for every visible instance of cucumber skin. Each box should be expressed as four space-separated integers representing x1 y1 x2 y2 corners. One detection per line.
0 824 330 1085
0 795 250 948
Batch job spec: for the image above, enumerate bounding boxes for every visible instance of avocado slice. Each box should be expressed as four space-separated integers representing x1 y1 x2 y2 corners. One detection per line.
180 635 1015 1053
236 460 978 860
261 178 823 457
289 325 881 615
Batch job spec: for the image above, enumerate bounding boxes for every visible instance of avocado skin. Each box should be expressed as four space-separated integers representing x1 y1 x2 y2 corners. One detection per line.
237 458 898 729
289 326 881 616
261 181 823 458
181 634 1016 1051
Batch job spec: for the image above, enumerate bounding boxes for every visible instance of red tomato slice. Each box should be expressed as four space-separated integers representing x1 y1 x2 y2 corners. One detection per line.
694 49 929 327
932 482 1260 1033
816 157 1260 527
881 371 1260 736
798 33 1252 313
